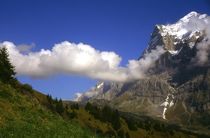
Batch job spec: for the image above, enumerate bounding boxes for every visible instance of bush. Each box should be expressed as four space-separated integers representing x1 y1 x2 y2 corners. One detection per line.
70 103 79 110
56 99 65 115
117 129 125 138
125 119 138 131
85 103 121 130
21 84 33 92
67 111 77 119
125 132 130 138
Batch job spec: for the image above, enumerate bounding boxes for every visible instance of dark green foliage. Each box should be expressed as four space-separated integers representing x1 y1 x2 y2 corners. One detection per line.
125 132 130 138
0 47 16 83
117 129 125 138
70 103 79 110
125 118 138 131
85 103 121 130
85 102 101 119
46 95 64 115
112 109 121 130
56 99 65 114
67 110 77 119
101 105 112 121
65 105 69 110
85 102 93 111
122 112 183 134
0 84 13 99
196 112 210 127
99 105 121 130
21 84 33 92
104 130 116 137
46 94 54 111
46 94 53 103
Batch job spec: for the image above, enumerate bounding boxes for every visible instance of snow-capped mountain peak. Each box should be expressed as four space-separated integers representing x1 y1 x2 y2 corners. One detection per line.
180 11 200 22
160 11 208 40
147 11 209 55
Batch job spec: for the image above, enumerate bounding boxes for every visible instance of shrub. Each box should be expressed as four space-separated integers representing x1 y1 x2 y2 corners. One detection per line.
70 103 79 110
21 84 33 92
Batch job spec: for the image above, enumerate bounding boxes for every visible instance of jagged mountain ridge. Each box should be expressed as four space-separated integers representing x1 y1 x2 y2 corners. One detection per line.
77 11 210 130
147 11 206 52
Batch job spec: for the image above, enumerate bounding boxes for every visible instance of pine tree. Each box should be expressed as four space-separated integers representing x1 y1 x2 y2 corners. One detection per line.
85 102 92 111
0 47 16 83
70 103 79 110
56 99 64 114
112 109 121 130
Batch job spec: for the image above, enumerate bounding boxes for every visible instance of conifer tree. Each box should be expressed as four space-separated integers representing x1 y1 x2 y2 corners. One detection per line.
56 99 64 114
0 47 16 83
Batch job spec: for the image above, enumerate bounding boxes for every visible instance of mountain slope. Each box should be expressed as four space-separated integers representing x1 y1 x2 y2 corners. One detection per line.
0 81 101 138
77 11 210 134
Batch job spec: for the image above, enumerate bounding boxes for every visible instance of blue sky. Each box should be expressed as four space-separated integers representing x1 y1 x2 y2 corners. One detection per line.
0 0 210 99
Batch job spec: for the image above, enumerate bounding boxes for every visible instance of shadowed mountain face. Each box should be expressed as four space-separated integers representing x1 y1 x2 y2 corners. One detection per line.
77 11 210 130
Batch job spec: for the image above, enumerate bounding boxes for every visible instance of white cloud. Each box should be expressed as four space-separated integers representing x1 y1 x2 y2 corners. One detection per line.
74 92 82 101
194 38 210 65
188 13 210 65
0 41 165 82
127 46 165 79
16 43 35 53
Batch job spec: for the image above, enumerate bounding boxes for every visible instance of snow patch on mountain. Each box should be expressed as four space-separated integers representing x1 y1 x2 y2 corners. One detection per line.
96 82 104 89
160 93 175 119
168 50 178 55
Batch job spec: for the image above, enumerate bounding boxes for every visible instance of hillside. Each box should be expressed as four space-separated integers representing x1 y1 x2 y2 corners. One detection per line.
0 47 100 137
1 79 209 138
0 81 101 138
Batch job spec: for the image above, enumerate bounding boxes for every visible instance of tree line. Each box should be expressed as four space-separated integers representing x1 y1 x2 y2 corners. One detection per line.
85 102 121 130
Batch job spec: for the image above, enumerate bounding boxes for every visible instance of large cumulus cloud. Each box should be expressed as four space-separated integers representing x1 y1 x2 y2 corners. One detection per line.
0 41 165 82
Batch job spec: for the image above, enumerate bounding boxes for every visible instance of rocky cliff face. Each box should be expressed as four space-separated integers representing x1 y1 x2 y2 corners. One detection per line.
77 11 210 128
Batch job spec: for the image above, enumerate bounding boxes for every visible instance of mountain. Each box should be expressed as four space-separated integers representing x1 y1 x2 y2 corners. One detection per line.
77 11 210 134
1 11 210 138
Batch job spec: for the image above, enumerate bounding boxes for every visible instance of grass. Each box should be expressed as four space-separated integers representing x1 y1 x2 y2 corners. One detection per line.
0 81 209 138
0 82 101 138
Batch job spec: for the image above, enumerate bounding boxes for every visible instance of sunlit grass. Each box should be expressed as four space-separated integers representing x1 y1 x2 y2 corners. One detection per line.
0 82 101 138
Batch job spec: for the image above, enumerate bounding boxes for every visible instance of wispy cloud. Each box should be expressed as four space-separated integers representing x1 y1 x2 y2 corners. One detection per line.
16 43 35 53
190 14 210 65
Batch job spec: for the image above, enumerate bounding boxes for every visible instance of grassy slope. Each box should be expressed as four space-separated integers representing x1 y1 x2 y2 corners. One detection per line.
0 82 99 138
0 81 209 138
